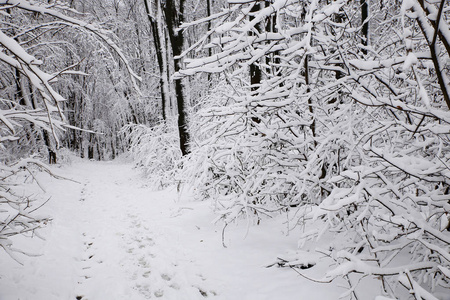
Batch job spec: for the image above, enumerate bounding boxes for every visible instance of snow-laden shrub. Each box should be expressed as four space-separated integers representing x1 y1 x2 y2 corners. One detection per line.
54 147 81 166
123 121 182 189
185 81 450 297
183 78 324 223
0 159 53 263
294 99 450 297
177 0 450 297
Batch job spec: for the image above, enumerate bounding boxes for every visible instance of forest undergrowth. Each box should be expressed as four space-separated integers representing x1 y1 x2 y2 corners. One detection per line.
127 1 450 299
1 0 449 299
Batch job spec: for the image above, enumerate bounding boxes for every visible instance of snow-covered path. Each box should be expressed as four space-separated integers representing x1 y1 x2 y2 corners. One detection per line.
1 159 343 300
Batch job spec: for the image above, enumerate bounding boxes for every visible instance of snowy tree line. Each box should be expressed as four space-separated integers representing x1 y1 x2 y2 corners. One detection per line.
1 0 449 299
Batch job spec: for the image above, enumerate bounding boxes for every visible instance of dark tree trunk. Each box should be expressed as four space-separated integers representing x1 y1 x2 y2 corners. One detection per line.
88 133 94 160
249 1 261 92
361 0 369 55
14 69 27 106
304 55 315 143
43 130 57 164
248 1 262 126
28 81 57 163
206 0 213 83
164 0 190 156
144 0 167 121
264 1 280 78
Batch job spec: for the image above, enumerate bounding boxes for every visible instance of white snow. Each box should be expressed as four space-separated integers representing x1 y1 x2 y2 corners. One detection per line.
0 158 345 300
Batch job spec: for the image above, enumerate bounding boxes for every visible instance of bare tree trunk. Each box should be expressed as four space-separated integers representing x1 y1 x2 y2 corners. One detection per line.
88 132 94 160
43 130 57 164
360 0 369 55
249 1 261 92
206 0 213 83
164 0 190 156
28 78 57 164
264 1 280 78
144 0 168 120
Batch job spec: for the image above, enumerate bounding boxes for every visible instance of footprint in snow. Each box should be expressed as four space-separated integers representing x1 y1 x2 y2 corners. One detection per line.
77 233 100 286
79 181 92 202
123 213 217 299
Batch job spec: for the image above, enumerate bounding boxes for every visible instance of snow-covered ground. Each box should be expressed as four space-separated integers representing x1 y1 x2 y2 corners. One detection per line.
2 158 361 300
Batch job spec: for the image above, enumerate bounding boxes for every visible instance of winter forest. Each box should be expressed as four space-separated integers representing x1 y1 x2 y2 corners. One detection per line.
1 0 449 299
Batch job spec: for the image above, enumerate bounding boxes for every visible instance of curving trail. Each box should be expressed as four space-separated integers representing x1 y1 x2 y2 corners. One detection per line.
0 158 343 300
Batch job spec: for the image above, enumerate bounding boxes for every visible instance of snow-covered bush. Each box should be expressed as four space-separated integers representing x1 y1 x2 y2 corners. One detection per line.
299 103 450 297
54 147 81 166
0 160 54 263
123 121 182 189
178 0 450 298
184 77 320 223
